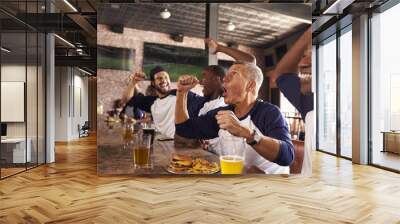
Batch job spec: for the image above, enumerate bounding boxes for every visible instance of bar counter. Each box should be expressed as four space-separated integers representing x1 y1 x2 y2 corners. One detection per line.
97 116 220 176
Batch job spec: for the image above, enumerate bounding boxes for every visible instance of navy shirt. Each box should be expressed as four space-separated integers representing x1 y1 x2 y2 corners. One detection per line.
124 90 209 118
176 100 295 166
276 74 313 120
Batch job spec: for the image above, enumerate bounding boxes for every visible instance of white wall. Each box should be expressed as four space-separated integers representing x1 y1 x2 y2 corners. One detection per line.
55 67 69 141
1 65 34 137
1 63 46 164
55 67 89 141
72 73 89 138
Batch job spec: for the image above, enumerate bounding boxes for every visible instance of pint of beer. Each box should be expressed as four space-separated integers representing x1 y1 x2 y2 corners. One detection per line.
219 136 246 174
132 133 152 168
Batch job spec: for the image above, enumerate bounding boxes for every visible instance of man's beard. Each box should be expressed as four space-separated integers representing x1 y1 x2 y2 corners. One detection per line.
154 84 170 95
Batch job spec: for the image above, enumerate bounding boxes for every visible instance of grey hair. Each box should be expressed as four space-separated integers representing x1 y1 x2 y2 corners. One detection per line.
234 61 264 96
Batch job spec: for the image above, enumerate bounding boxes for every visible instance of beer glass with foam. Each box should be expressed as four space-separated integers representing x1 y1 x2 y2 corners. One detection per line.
219 136 246 174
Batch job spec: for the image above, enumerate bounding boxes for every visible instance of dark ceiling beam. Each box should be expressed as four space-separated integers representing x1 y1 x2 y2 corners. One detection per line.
55 55 96 68
86 0 97 12
67 13 97 39
13 13 83 32
66 14 97 47
0 8 38 31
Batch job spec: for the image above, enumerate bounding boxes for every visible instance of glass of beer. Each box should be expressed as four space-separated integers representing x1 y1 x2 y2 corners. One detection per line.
219 136 246 174
142 122 155 146
121 122 134 150
132 133 152 169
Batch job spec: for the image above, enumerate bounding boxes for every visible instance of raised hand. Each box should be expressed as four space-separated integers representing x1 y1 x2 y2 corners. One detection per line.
215 110 251 138
177 75 199 93
205 38 219 54
128 71 146 85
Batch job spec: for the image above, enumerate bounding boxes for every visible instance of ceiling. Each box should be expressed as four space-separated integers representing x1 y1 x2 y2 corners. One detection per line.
98 3 311 47
0 0 97 73
0 0 96 14
100 0 311 2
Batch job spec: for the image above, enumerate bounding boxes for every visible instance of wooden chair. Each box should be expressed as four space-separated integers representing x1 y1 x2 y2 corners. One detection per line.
290 140 304 174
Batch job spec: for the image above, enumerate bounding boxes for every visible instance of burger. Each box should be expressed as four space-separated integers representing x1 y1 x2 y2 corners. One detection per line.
169 154 193 171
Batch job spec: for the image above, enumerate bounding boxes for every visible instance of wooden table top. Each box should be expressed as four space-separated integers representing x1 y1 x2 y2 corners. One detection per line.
97 117 220 176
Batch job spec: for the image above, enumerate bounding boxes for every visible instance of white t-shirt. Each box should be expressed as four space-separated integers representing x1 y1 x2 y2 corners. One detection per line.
198 97 227 116
301 110 315 176
198 97 227 154
151 95 176 139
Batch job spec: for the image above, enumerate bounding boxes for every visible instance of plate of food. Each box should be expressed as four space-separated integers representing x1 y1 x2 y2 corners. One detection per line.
167 154 220 175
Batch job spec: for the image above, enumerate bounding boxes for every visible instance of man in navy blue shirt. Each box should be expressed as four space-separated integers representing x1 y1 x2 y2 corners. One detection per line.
175 62 295 174
121 39 257 139
271 27 313 120
271 27 314 176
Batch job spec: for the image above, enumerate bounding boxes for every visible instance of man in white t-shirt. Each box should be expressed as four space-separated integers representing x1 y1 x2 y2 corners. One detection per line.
121 66 203 138
121 66 225 139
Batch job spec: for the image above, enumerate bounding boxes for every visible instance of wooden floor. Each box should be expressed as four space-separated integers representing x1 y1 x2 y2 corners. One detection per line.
372 150 400 171
1 167 26 178
1 135 400 223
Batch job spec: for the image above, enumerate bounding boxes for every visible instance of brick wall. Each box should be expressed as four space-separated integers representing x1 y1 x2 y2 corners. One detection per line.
97 24 266 112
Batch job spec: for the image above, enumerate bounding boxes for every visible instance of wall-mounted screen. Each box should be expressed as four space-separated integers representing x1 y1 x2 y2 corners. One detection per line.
143 43 207 81
97 45 135 71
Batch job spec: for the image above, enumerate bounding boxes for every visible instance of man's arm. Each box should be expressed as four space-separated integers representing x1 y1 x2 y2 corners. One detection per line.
186 92 208 118
121 72 146 105
175 75 199 124
124 93 156 113
205 38 256 64
272 27 311 84
175 75 220 139
175 90 189 124
215 109 294 166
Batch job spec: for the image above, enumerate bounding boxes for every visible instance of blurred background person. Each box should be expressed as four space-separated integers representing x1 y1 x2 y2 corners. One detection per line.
271 27 314 176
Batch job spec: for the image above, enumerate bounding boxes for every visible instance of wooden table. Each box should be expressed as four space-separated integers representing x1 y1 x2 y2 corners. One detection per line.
97 117 220 176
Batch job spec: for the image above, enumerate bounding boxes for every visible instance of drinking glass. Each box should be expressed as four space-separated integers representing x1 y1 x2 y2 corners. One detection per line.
132 133 152 168
219 135 246 174
121 122 134 150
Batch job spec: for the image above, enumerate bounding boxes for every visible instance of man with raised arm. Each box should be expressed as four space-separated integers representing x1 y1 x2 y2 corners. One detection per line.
271 27 314 176
175 62 295 174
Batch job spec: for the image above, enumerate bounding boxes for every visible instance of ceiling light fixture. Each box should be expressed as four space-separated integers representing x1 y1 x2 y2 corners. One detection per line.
226 21 235 31
76 49 83 55
54 34 75 48
1 47 11 53
63 0 78 12
160 8 171 19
